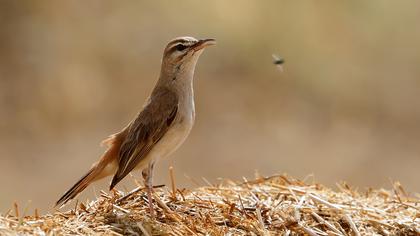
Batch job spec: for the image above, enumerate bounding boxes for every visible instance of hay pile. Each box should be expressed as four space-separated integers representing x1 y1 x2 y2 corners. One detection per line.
1 175 419 235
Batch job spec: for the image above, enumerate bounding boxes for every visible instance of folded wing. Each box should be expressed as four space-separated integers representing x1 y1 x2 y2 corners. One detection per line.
109 88 178 190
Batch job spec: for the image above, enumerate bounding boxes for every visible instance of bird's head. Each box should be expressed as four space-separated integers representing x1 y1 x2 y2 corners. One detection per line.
161 36 216 75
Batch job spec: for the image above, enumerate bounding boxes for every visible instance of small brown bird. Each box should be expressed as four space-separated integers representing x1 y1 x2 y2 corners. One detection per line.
56 36 216 216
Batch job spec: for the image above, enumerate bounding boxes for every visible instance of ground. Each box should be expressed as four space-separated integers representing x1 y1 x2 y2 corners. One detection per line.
1 175 419 235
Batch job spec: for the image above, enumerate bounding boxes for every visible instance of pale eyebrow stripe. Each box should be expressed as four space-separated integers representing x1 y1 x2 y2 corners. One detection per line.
166 42 195 56
166 39 187 49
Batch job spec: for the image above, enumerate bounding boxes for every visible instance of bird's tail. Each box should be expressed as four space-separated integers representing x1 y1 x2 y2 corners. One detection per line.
55 132 123 208
55 167 97 208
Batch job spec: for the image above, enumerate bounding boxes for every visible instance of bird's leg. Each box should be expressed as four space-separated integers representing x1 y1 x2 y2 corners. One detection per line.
142 161 155 218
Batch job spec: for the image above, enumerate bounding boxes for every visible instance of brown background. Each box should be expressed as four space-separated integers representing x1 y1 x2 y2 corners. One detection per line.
1 1 419 213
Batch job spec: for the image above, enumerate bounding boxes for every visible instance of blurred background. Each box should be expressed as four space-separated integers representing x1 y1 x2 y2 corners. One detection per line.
1 1 419 213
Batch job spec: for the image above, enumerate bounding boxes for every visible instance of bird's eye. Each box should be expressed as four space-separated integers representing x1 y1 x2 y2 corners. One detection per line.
175 44 187 51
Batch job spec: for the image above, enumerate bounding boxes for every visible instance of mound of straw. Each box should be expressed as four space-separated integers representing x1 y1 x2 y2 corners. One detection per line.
1 174 419 235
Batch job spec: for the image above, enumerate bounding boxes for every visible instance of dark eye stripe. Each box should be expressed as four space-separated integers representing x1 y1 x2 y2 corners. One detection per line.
164 38 197 58
167 39 189 49
175 44 188 51
167 43 190 56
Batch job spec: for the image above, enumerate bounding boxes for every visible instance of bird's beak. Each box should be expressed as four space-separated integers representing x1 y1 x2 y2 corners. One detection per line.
192 38 216 51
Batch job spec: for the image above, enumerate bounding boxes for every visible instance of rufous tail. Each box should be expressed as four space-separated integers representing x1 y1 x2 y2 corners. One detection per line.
55 132 123 208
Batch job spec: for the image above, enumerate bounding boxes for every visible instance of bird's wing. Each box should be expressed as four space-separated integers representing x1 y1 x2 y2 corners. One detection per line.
110 87 178 189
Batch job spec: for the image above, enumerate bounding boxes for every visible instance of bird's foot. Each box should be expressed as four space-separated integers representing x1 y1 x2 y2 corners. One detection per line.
146 184 155 219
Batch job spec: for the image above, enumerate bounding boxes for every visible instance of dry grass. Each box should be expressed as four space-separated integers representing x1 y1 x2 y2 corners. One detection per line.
1 174 419 235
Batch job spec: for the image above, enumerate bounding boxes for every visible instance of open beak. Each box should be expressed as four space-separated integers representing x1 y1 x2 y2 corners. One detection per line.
193 38 216 51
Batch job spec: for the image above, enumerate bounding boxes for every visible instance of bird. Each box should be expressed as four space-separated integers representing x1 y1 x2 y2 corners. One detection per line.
55 36 216 217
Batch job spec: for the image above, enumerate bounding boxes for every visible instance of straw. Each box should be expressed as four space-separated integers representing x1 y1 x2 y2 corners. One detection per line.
1 174 418 235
